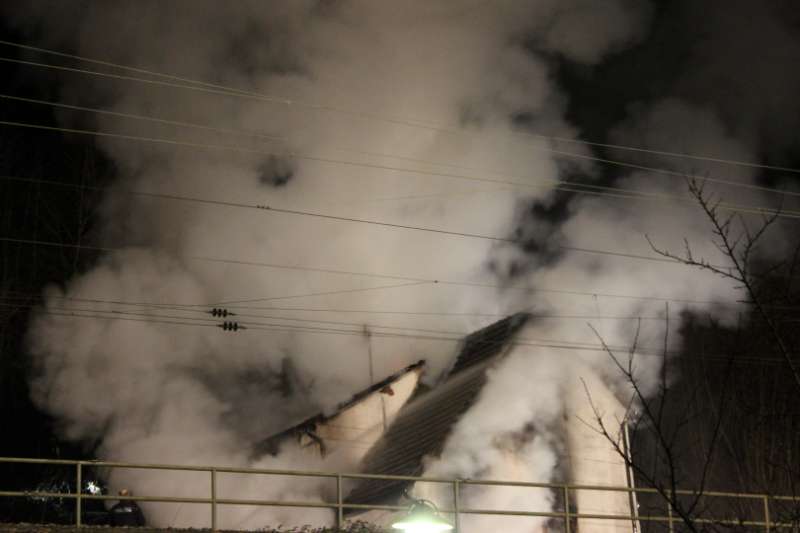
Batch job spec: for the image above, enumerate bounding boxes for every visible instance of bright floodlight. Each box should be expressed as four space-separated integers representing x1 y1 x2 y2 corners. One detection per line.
392 500 454 533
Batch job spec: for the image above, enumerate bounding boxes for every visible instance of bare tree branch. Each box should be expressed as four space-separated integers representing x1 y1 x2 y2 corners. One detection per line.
647 177 800 393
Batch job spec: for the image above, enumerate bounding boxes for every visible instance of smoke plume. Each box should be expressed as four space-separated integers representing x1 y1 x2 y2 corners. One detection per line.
5 0 796 530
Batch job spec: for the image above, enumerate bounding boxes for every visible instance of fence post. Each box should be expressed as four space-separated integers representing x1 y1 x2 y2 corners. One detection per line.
667 500 674 533
336 474 343 529
211 468 217 532
75 462 82 527
764 495 771 533
563 485 571 533
453 480 461 533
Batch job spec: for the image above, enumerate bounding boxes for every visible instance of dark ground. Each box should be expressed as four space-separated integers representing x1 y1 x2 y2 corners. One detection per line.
0 523 384 533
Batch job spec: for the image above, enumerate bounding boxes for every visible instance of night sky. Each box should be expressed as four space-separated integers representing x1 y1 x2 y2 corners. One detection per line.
1 0 799 528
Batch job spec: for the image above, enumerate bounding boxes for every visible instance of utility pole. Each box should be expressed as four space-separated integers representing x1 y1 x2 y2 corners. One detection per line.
363 325 388 431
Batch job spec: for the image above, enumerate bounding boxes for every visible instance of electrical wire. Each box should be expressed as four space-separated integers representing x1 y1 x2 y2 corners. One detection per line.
0 93 549 191
9 303 789 366
0 299 764 357
0 299 662 339
8 291 800 329
0 236 753 309
7 291 795 366
2 39 800 179
2 115 795 224
0 292 718 320
1 173 796 304
0 175 800 268
0 93 665 205
0 192 743 270
0 302 707 356
0 117 708 245
215 281 432 306
4 92 800 211
0 117 793 316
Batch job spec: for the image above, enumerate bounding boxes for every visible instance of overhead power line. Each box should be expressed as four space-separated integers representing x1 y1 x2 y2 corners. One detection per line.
5 175 800 289
0 92 284 144
0 297 672 333
4 302 787 366
0 171 758 267
213 281 431 305
34 306 641 351
2 39 800 179
3 92 799 211
0 236 750 309
0 301 714 356
3 141 795 224
1 110 794 226
0 292 729 320
4 300 597 341
12 289 800 321
0 154 793 284
1 56 797 205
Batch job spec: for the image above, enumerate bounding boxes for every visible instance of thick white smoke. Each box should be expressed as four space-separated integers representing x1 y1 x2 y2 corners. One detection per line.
7 0 792 530
417 2 800 530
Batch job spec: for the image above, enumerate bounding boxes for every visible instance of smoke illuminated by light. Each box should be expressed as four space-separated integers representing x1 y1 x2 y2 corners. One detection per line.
2 0 793 530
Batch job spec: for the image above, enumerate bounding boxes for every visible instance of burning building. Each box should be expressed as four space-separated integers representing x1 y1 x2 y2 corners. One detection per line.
255 314 637 533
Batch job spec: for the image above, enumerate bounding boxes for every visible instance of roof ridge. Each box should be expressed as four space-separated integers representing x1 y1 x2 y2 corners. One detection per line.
444 312 532 378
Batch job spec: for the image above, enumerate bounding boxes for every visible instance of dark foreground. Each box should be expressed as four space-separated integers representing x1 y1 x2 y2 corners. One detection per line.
0 523 385 533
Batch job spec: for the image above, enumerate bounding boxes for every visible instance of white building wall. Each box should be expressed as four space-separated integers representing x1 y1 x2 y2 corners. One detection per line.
309 361 636 533
564 369 637 533
351 369 638 533
314 368 423 464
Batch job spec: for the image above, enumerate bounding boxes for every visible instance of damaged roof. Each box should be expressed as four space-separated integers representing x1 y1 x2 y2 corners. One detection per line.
252 360 426 459
344 312 531 511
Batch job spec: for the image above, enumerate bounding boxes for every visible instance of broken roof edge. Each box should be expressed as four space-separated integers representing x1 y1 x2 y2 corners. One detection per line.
341 361 496 514
440 311 532 379
252 359 426 457
331 359 426 416
342 313 534 513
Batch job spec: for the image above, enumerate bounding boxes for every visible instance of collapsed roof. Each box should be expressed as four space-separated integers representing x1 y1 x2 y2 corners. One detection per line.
250 312 531 510
252 360 426 459
344 312 531 510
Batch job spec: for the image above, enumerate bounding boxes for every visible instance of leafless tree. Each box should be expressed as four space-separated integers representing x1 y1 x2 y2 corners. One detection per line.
583 177 800 533
646 178 800 394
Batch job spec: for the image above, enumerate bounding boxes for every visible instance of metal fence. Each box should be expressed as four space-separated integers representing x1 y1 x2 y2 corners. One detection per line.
0 456 798 531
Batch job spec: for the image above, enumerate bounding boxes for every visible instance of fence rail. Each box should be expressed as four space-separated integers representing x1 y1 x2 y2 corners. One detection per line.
1 456 798 531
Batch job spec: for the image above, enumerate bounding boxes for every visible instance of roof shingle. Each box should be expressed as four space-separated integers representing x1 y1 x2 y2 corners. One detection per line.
345 313 531 511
